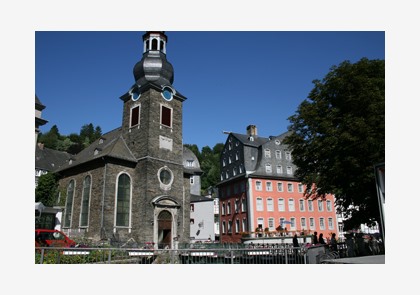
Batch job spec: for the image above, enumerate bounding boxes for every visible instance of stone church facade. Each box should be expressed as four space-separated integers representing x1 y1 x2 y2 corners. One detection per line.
54 32 196 249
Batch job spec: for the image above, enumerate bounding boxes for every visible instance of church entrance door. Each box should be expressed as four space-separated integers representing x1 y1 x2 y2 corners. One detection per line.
157 210 172 249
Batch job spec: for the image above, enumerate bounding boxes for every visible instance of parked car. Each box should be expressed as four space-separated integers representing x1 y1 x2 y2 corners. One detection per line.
35 229 76 247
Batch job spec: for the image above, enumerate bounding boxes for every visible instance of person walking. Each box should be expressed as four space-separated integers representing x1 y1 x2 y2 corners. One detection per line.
330 233 338 251
312 231 318 245
293 233 299 256
319 233 326 245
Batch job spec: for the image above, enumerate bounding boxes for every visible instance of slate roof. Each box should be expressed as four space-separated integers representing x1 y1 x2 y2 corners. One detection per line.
218 129 298 186
190 194 214 203
53 127 137 173
183 146 203 175
35 144 72 172
35 95 46 111
231 133 265 147
52 127 202 174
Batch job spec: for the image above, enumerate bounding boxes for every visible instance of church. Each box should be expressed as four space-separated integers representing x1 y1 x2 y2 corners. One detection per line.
53 32 199 249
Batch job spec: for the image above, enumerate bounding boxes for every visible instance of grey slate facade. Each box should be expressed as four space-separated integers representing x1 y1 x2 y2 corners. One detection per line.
220 125 298 183
54 32 192 248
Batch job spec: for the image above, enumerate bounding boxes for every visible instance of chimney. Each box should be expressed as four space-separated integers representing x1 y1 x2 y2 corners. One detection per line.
246 125 257 136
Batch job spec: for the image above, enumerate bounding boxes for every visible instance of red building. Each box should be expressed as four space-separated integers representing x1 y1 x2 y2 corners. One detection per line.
217 125 338 243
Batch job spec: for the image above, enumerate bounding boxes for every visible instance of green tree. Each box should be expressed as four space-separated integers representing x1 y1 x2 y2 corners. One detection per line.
284 58 385 231
184 144 202 163
35 173 59 207
200 143 223 194
38 125 61 150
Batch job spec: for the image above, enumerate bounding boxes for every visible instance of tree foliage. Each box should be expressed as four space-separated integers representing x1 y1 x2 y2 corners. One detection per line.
184 143 224 195
38 123 102 154
35 173 59 206
284 58 385 231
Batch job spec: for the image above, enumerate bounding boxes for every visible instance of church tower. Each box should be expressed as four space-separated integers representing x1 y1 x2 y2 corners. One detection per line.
119 32 189 248
54 32 190 249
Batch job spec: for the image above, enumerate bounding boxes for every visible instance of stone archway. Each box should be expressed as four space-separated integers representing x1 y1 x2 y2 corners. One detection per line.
157 210 172 249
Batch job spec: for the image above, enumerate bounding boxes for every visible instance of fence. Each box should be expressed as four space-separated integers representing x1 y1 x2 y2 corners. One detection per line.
35 244 311 264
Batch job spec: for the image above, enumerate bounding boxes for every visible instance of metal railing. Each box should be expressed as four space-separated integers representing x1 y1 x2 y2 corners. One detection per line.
35 245 309 264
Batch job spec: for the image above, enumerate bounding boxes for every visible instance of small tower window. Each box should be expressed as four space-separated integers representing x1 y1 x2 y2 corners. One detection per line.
161 105 172 128
152 39 158 50
130 105 140 127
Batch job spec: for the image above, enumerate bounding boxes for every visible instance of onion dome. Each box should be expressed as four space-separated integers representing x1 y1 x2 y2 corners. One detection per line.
133 31 174 86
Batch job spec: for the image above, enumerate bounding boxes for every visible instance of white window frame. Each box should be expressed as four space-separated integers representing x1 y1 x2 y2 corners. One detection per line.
290 217 296 230
328 217 334 230
318 200 324 212
266 181 272 191
256 197 263 211
277 182 283 192
256 181 262 191
278 198 285 212
160 104 172 128
298 183 304 193
242 218 247 232
257 218 264 229
267 198 274 211
130 104 141 128
299 199 305 211
308 200 314 212
319 217 325 230
300 217 307 229
268 218 275 231
309 217 315 230
288 198 295 212
326 200 332 211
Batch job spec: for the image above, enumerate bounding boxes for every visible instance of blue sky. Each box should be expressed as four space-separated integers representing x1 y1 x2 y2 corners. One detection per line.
36 31 384 151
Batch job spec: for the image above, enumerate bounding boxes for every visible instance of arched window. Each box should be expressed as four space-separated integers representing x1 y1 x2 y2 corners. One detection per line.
152 39 158 50
116 173 131 227
80 175 91 227
63 180 75 228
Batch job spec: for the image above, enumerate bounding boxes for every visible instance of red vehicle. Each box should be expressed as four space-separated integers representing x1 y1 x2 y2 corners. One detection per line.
35 229 76 247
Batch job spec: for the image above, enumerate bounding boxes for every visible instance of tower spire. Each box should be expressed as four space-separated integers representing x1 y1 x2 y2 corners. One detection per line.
133 31 174 87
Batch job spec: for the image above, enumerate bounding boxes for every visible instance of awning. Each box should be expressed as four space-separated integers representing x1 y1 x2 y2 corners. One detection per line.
35 202 45 213
35 202 61 214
